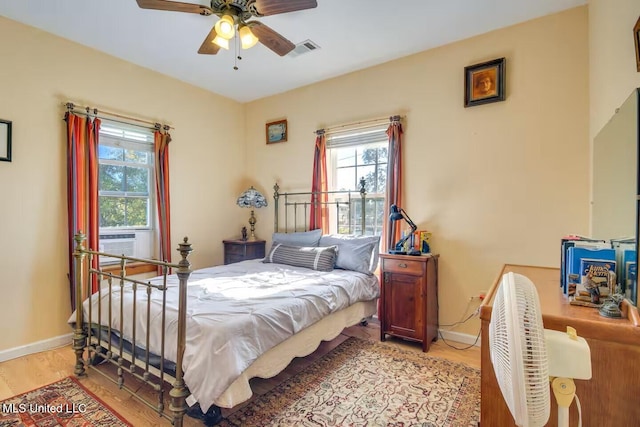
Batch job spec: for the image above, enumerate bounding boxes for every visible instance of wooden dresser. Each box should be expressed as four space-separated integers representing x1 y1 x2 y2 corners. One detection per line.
379 253 439 352
480 264 640 427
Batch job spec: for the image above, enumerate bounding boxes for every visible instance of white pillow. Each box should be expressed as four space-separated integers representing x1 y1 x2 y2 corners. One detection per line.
272 229 322 247
318 234 381 275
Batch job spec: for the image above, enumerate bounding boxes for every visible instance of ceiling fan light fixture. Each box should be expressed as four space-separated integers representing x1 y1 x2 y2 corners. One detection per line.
239 24 259 49
135 0 313 58
214 14 235 40
212 35 230 50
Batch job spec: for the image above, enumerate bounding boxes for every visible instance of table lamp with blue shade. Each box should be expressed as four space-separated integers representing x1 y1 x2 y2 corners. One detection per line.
389 204 421 256
237 186 268 241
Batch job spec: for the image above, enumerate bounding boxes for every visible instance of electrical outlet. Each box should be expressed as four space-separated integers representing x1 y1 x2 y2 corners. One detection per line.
469 291 488 302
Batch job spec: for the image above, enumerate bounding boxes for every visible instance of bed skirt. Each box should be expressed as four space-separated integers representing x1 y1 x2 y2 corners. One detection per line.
215 299 378 408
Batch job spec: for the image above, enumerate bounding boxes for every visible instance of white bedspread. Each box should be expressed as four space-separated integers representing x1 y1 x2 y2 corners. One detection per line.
70 260 380 413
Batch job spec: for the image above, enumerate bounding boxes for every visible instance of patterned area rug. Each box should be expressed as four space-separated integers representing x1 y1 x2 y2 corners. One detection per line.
220 337 480 427
0 377 131 426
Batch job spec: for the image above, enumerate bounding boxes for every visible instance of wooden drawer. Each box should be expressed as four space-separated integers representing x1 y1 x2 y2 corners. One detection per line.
225 244 245 256
381 257 424 276
223 239 266 265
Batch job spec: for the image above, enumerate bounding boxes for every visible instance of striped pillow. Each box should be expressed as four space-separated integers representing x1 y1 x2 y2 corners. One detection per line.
263 243 337 271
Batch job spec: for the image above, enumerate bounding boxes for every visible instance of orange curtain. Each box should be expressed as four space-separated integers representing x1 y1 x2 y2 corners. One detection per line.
155 128 172 272
309 130 329 232
66 112 100 310
383 116 403 252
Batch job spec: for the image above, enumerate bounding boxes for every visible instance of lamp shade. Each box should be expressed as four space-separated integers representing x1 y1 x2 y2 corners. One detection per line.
213 35 230 50
236 186 268 208
214 14 235 40
389 204 403 221
239 24 259 49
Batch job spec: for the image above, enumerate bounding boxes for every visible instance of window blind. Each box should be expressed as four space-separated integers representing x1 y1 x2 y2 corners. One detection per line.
100 121 154 152
326 125 388 149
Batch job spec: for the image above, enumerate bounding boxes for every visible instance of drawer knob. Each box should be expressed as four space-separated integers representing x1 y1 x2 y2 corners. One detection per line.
398 263 407 268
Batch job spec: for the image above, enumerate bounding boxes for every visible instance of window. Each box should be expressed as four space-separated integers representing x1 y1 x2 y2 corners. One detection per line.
327 126 388 236
98 122 155 263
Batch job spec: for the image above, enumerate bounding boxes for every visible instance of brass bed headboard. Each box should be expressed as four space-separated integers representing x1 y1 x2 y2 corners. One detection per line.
273 178 369 234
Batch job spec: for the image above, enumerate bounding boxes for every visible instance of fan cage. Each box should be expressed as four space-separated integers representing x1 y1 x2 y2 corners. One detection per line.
489 273 550 427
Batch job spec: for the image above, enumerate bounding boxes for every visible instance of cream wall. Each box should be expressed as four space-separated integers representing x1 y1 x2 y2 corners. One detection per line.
245 7 590 335
0 17 245 351
0 5 599 351
589 0 640 139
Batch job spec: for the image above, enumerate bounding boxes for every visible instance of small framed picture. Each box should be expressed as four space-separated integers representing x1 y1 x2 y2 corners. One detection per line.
0 119 11 162
265 119 287 144
464 57 506 108
634 16 640 72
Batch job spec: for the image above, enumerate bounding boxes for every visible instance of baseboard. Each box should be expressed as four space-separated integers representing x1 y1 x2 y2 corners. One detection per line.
0 333 72 363
438 329 481 347
0 328 477 362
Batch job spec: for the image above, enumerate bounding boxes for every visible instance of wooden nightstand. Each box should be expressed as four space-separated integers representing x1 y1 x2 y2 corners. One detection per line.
379 253 439 352
223 239 266 265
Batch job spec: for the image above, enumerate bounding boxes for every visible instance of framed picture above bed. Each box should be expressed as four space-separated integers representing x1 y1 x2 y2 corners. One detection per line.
266 119 287 144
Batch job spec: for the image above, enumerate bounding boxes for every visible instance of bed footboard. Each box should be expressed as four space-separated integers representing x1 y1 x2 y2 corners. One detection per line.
72 232 193 427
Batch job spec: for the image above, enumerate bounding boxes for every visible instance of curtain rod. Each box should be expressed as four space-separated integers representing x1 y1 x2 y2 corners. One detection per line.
63 102 174 131
315 115 402 135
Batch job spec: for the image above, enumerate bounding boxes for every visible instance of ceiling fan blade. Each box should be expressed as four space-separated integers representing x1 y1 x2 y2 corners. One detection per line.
136 0 213 15
198 27 221 55
249 21 295 56
253 0 317 16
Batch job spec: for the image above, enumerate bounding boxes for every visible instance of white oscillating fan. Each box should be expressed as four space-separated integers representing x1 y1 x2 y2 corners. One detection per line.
489 272 592 427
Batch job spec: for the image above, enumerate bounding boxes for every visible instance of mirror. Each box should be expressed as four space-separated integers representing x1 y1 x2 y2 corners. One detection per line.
591 88 639 304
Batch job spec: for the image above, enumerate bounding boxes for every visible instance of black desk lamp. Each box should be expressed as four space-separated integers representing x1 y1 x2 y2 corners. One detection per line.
389 204 421 256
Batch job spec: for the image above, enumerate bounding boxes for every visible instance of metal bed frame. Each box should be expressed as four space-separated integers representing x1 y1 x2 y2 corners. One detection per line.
273 178 367 234
71 181 372 426
72 233 193 425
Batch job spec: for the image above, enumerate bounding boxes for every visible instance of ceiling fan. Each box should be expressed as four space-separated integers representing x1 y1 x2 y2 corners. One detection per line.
135 0 318 56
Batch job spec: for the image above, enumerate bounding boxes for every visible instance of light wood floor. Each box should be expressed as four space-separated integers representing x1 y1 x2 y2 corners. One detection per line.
0 322 480 426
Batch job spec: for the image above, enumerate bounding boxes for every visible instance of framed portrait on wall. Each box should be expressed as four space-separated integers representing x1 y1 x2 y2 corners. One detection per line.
464 57 506 108
266 119 287 144
0 119 11 162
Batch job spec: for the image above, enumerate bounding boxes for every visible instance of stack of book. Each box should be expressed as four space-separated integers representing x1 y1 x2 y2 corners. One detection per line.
561 235 612 300
561 235 637 303
412 230 432 254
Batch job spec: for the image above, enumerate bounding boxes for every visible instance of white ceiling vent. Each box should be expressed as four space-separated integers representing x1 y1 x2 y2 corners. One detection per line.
288 40 321 58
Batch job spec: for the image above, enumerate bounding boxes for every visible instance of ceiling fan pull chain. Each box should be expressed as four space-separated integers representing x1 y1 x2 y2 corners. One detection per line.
234 33 241 70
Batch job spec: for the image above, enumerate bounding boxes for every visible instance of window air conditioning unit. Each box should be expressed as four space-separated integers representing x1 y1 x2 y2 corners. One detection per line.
99 233 136 264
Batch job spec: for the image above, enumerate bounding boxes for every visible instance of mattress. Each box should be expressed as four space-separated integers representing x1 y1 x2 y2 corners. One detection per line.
71 259 380 413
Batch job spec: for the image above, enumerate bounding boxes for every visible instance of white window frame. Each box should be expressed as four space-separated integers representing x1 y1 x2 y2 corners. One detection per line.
326 125 388 236
98 121 157 263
